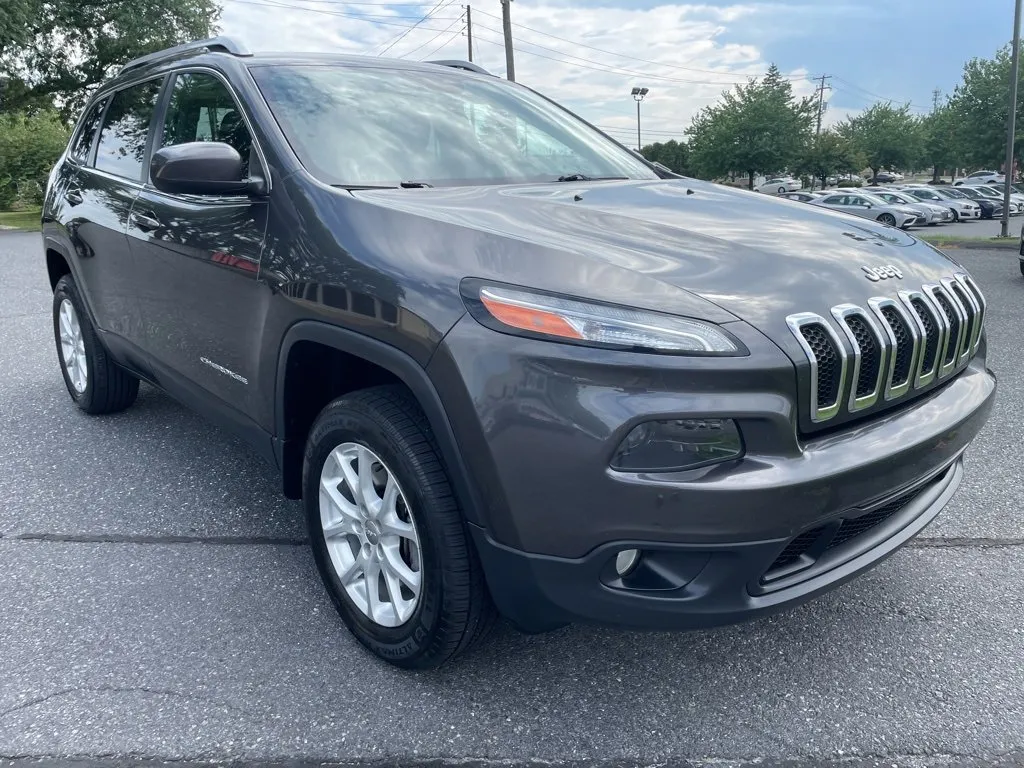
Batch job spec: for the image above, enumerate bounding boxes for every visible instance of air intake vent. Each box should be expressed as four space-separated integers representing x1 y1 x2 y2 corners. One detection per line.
880 306 913 386
910 297 940 376
800 324 841 409
845 315 881 398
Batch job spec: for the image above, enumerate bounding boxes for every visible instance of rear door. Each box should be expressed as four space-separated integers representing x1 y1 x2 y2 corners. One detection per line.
125 69 269 412
64 78 164 345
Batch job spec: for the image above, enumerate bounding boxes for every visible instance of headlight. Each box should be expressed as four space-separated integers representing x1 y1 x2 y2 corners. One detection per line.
464 282 743 354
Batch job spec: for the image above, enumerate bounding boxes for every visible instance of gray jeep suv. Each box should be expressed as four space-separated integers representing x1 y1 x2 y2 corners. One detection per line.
42 37 995 668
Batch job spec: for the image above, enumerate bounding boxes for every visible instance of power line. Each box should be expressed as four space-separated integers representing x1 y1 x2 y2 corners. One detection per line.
832 76 930 110
226 0 461 27
400 11 464 58
472 24 757 86
376 0 454 55
419 27 465 60
471 6 809 81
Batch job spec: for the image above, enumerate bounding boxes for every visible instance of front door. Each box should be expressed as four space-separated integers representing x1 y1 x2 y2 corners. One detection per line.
125 70 269 414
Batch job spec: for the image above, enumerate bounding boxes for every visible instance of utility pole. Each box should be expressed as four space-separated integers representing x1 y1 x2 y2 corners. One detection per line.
1002 0 1022 238
932 88 942 112
465 5 473 62
500 0 515 81
814 74 832 136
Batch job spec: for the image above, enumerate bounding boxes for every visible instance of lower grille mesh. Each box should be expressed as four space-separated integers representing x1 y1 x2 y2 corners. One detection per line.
763 482 931 580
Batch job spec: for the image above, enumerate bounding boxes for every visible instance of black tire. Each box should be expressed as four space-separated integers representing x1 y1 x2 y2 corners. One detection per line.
951 209 960 222
778 186 786 194
878 212 897 227
52 275 139 415
1019 260 1024 277
303 385 496 669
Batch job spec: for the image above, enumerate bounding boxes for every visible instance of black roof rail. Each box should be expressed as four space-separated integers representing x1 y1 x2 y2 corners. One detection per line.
427 60 493 76
119 36 252 75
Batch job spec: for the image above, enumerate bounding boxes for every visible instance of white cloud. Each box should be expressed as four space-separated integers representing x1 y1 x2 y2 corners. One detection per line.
218 0 817 144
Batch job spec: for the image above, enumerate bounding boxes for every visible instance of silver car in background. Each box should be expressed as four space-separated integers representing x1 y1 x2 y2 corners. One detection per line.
863 187 952 225
958 184 1024 214
810 191 921 228
900 186 981 221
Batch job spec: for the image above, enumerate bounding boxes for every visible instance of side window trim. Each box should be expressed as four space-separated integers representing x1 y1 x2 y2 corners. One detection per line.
143 75 177 184
149 66 271 197
65 96 109 169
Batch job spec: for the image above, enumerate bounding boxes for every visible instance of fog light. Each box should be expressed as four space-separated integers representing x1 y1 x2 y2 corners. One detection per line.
611 418 743 472
615 548 641 576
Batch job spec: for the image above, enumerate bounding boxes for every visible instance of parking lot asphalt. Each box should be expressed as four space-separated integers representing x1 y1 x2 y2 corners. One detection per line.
2 230 1024 767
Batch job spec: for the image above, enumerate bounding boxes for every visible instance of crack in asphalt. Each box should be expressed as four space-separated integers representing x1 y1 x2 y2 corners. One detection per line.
0 685 249 722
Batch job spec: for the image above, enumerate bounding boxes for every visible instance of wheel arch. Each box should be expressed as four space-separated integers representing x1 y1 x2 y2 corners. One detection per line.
274 321 484 526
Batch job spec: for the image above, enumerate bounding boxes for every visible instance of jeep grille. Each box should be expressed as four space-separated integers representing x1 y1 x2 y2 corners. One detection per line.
787 273 985 425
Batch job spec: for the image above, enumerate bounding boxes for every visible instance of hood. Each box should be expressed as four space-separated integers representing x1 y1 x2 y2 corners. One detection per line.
352 178 964 339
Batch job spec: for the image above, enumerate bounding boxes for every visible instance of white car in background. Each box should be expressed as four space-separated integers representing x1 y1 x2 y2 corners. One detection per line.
900 186 982 221
955 170 1005 185
754 177 801 194
810 191 921 228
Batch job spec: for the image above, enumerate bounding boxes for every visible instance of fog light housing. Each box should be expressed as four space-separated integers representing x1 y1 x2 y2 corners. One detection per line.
614 548 641 576
610 418 744 472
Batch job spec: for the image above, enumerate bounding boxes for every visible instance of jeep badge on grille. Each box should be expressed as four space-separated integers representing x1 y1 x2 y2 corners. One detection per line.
862 264 903 282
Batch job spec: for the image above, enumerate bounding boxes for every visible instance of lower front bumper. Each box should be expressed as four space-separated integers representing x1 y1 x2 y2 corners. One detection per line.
473 459 962 632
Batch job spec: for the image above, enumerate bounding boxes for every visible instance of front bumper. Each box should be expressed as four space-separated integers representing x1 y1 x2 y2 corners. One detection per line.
430 316 995 631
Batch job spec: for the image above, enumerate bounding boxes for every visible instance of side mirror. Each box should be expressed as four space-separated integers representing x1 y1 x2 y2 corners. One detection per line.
151 142 259 196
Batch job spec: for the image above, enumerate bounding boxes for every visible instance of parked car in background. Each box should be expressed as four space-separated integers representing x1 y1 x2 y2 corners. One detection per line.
779 192 816 202
935 185 1001 219
810 191 921 228
958 184 1024 214
901 186 981 221
874 171 898 183
955 170 1005 185
864 188 952 225
754 177 801 194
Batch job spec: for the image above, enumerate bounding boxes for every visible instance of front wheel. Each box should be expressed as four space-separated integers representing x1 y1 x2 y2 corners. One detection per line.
950 209 960 222
303 385 496 669
878 213 897 227
778 186 786 194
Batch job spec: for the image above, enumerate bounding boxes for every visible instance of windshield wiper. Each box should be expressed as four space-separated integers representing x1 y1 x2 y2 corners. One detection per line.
399 181 434 188
330 183 400 190
555 173 629 182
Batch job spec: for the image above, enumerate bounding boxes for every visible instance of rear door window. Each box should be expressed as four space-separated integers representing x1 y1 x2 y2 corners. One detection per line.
94 79 164 181
68 98 109 165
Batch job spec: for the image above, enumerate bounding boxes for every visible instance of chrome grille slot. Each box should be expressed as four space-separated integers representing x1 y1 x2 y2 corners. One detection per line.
832 304 885 411
787 313 848 422
787 274 983 427
908 296 941 382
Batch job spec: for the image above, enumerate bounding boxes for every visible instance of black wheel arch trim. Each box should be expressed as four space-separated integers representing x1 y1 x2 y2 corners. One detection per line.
273 320 485 525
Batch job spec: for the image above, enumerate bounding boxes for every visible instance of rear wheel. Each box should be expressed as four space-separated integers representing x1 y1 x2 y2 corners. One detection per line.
303 385 496 669
878 213 897 227
778 185 786 194
52 275 138 414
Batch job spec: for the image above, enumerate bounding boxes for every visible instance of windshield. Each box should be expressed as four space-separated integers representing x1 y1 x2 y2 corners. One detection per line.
249 64 658 188
969 185 1000 198
957 187 981 199
880 192 913 205
858 192 892 206
939 187 967 198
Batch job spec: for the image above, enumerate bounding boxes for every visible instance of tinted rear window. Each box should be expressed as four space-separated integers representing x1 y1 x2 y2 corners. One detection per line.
94 79 163 181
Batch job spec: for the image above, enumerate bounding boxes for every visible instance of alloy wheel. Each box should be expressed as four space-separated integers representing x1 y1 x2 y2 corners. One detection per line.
319 442 422 627
58 299 88 393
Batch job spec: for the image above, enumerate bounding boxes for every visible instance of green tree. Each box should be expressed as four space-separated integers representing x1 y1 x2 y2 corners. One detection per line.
795 130 861 190
686 64 816 188
837 103 922 183
921 101 963 182
640 139 690 174
0 110 69 208
0 0 219 116
948 45 1022 171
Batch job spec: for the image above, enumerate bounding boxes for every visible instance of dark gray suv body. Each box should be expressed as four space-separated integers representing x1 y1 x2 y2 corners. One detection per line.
41 38 995 668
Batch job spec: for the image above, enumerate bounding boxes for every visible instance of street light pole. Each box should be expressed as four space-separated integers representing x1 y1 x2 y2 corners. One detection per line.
1001 0 1022 238
631 86 649 151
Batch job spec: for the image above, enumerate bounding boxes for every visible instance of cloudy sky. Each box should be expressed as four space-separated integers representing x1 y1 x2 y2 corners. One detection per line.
218 0 1015 145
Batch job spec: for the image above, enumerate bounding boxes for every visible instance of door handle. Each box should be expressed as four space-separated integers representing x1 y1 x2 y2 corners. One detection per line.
129 211 161 231
66 189 83 205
